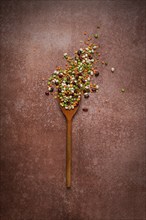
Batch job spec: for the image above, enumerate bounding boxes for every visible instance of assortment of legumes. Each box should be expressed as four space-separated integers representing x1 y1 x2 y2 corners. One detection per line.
46 29 108 110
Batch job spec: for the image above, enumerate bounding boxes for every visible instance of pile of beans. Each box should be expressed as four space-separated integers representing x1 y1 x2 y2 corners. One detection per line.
46 30 108 110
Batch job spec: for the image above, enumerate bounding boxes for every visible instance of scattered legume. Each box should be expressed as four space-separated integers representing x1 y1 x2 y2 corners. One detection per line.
82 108 88 112
111 67 115 72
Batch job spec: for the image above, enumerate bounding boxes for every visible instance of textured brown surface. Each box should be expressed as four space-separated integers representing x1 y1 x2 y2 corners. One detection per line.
0 1 146 220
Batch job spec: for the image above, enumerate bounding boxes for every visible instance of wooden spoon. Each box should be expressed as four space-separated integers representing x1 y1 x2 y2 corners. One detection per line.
59 100 80 188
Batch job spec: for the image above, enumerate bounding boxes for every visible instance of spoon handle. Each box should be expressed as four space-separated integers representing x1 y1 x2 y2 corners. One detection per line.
66 119 72 188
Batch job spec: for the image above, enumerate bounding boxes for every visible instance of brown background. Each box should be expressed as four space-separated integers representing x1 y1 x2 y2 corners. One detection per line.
0 0 146 220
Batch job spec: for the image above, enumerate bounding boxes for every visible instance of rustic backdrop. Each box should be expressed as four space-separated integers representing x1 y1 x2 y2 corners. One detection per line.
0 0 146 220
